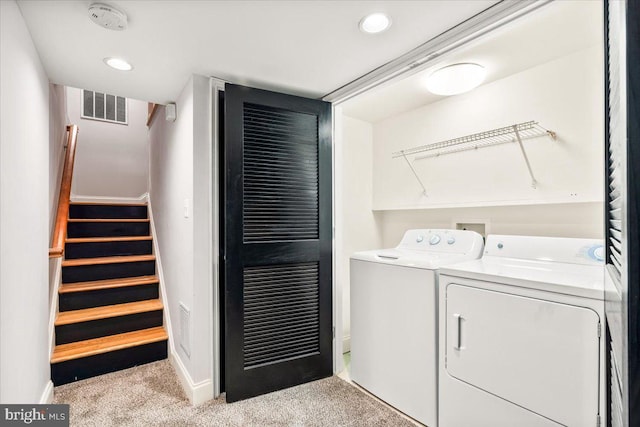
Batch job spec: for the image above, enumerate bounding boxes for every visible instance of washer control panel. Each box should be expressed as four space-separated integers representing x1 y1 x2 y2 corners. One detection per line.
399 229 484 255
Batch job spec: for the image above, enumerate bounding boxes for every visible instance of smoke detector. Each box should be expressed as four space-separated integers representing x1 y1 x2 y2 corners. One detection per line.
88 3 128 31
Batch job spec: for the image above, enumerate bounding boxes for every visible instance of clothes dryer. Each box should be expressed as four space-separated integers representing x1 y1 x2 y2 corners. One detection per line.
438 235 605 427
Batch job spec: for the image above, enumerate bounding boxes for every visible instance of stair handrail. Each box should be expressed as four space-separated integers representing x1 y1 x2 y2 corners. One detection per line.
49 124 79 258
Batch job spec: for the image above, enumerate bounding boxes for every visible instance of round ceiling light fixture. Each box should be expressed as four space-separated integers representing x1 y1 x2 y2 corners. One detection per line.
103 57 133 71
359 12 391 34
88 3 128 31
425 63 487 96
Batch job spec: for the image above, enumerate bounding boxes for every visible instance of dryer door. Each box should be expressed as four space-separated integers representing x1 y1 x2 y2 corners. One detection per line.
445 284 600 426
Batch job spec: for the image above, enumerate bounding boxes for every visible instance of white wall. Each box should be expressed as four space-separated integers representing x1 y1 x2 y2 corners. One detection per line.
373 46 604 210
49 83 68 238
337 45 605 350
0 0 52 403
67 86 149 201
148 75 213 398
335 115 383 351
379 202 603 247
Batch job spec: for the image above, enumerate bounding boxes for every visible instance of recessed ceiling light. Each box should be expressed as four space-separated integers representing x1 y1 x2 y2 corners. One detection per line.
103 57 133 71
425 63 486 96
359 13 391 34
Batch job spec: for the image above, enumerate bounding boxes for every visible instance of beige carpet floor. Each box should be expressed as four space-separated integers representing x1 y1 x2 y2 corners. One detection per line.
53 360 416 426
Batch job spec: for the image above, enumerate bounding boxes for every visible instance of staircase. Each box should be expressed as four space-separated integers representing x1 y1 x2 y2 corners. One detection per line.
51 202 168 386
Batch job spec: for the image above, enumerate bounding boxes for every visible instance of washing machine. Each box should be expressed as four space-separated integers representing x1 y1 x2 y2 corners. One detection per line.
438 235 605 427
350 229 484 427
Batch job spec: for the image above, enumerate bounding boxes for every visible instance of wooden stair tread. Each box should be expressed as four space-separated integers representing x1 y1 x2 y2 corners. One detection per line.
59 276 159 293
62 254 155 267
55 299 163 325
51 327 167 363
66 236 152 243
67 218 149 223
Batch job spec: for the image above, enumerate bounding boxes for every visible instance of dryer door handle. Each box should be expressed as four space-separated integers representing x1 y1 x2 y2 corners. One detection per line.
453 313 463 350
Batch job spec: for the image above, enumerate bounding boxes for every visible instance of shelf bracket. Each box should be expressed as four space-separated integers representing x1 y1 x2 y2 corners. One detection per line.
513 125 538 188
401 152 427 196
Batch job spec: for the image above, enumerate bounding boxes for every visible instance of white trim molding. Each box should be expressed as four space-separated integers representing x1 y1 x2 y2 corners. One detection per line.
147 199 174 353
332 105 344 375
39 381 54 404
170 351 214 405
70 192 149 205
210 77 226 399
48 257 62 359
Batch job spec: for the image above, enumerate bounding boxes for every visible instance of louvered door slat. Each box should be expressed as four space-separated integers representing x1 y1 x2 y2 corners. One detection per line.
610 195 622 209
244 339 319 360
244 301 319 320
610 236 622 253
610 208 622 220
244 324 319 340
610 228 622 241
242 314 319 334
244 266 319 279
244 139 318 150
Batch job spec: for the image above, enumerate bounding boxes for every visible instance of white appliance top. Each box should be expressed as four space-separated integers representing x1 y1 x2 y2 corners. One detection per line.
440 235 605 299
350 229 484 269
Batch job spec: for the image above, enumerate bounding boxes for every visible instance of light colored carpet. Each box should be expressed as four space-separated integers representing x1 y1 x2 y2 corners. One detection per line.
53 360 416 426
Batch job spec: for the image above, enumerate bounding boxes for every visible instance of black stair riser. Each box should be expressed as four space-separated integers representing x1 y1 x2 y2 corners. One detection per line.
56 310 163 345
65 240 153 259
67 222 150 238
62 260 155 283
51 341 167 386
69 204 148 219
59 284 159 311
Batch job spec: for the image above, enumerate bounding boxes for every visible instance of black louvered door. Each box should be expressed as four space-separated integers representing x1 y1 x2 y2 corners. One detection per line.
223 83 332 402
604 1 640 426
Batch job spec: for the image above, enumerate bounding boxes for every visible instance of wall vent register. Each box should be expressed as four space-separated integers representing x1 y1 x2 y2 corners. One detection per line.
82 89 127 124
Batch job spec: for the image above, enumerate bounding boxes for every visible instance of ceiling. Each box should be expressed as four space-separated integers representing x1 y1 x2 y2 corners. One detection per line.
17 0 497 104
342 0 602 123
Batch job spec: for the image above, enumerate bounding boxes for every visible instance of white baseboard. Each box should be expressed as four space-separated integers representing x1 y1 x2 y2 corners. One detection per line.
70 193 149 204
40 380 54 404
169 352 213 405
343 335 351 353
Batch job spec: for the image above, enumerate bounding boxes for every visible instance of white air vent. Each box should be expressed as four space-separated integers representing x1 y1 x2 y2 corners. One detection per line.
88 3 128 31
180 302 191 358
81 90 127 124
